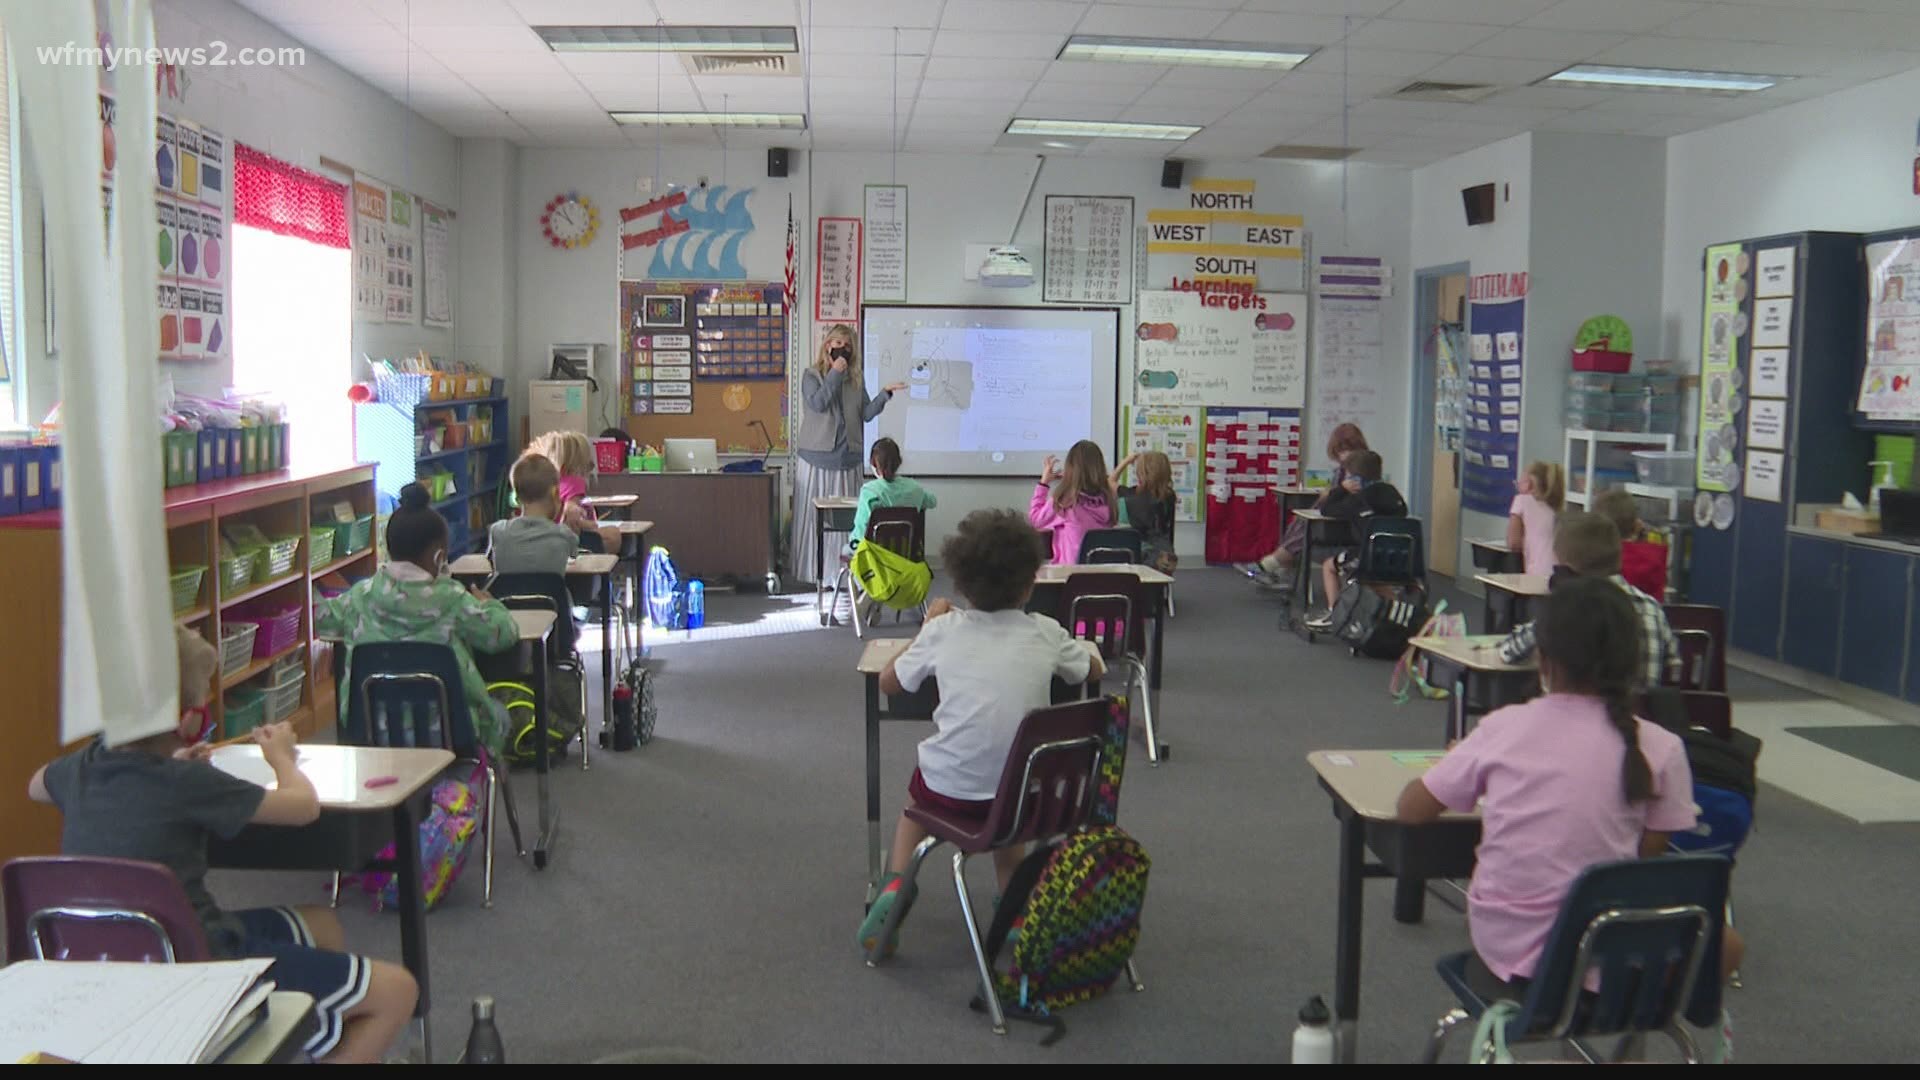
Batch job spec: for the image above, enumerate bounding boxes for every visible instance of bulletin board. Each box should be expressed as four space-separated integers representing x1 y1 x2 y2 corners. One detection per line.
620 280 787 452
1461 295 1526 515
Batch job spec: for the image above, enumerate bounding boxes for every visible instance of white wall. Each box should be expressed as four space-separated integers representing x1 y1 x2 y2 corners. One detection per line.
15 0 464 420
514 147 1411 558
1410 133 1533 561
1662 65 1920 366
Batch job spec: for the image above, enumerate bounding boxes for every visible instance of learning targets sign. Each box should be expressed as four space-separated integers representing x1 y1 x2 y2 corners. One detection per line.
1146 177 1305 292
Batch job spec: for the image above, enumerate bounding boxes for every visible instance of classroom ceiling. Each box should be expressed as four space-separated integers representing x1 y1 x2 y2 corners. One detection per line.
236 0 1920 166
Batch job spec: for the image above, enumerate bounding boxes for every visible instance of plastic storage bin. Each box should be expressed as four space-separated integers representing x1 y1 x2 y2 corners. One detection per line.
262 668 305 722
594 438 626 474
219 622 258 680
1564 408 1612 431
267 650 304 684
248 536 301 582
308 526 336 570
170 566 207 613
218 551 257 595
234 603 302 658
1633 450 1696 486
1564 390 1614 411
333 513 375 555
1568 371 1614 393
223 689 267 739
1572 347 1632 373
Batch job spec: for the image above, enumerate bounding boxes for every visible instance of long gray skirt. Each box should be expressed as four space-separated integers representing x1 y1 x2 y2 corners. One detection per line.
790 457 858 585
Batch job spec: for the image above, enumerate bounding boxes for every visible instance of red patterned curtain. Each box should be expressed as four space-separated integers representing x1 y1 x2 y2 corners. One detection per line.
233 143 349 249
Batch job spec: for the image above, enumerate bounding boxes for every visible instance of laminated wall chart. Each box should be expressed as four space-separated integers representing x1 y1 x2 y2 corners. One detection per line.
1203 408 1300 564
1042 195 1133 305
133 100 230 362
1309 255 1389 455
1462 273 1527 515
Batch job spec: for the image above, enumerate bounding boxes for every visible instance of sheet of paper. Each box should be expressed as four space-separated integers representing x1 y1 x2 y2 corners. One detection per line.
1751 348 1789 398
1745 450 1784 503
1755 246 1795 299
1754 297 1793 349
0 959 272 1064
1747 398 1787 450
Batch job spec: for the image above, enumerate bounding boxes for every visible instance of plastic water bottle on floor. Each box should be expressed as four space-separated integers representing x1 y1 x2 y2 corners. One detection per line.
1291 995 1334 1064
465 995 505 1064
685 580 705 629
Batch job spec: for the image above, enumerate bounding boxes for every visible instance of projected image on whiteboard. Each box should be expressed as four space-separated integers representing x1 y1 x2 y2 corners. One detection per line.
863 307 1119 477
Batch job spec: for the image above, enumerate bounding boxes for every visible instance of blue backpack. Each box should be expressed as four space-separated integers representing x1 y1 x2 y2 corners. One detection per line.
644 546 689 630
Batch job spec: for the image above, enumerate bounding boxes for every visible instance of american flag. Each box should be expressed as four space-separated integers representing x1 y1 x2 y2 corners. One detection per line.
784 193 797 310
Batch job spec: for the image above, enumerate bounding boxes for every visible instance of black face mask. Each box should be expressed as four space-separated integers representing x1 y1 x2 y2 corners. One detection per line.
829 346 851 362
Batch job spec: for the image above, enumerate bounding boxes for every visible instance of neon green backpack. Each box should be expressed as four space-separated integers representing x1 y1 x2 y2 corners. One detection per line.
849 542 931 609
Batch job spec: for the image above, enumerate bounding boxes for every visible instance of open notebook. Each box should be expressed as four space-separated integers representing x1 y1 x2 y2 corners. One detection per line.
0 959 275 1064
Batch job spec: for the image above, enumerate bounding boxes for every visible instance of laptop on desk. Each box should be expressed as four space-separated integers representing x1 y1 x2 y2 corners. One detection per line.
663 438 720 473
1865 488 1920 545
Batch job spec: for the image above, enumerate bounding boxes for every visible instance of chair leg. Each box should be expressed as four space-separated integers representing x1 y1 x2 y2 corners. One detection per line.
1422 1007 1469 1064
952 850 1007 1035
1664 1023 1700 1064
482 762 497 909
1124 958 1144 992
1131 659 1163 765
492 762 526 856
329 871 342 909
1165 584 1176 618
1726 895 1742 988
850 581 867 639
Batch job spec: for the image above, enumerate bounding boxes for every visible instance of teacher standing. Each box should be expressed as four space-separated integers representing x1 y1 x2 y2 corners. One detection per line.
793 323 905 586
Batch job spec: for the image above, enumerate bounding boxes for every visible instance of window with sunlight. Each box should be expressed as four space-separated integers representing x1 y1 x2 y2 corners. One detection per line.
230 144 351 465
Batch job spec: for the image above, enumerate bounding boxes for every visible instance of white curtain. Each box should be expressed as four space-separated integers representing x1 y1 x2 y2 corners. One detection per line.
3 0 174 746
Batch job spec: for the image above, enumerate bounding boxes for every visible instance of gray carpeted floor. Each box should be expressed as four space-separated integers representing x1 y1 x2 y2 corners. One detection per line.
212 568 1920 1062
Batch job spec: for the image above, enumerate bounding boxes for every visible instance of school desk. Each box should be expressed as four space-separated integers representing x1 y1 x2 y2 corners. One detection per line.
1032 562 1173 690
1468 537 1523 574
1278 485 1321 535
855 637 933 907
1408 634 1539 742
1289 508 1354 640
1476 572 1549 634
224 992 319 1064
613 520 655 663
206 743 452 1062
813 495 860 616
1309 750 1481 1064
452 552 618 766
509 610 560 869
582 493 638 518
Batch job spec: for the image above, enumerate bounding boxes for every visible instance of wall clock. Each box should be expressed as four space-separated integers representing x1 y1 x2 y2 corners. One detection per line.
541 191 599 249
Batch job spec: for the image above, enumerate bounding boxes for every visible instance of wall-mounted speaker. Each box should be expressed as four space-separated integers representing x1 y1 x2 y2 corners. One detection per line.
1161 159 1185 189
767 147 789 178
1462 182 1496 226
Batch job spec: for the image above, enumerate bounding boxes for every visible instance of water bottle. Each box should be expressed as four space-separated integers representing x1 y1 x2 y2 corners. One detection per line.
465 995 505 1064
1291 995 1334 1064
607 682 636 751
685 580 705 629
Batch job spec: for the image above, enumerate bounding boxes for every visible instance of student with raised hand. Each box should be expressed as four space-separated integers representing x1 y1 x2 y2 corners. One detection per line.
1112 450 1178 574
1029 439 1116 565
1398 577 1741 1062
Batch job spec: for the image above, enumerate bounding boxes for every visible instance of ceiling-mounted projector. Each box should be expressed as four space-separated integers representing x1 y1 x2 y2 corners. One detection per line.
979 245 1035 288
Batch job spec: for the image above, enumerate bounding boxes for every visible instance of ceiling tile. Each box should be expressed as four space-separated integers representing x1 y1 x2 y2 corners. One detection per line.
1522 0 1702 33
1345 18 1504 52
903 134 1002 153
807 0 945 27
1080 137 1189 157
1477 83 1606 108
917 78 1035 101
557 52 692 77
650 0 798 22
1468 26 1626 60
802 27 934 55
1294 48 1450 76
1238 0 1399 15
1087 0 1241 8
236 0 393 26
1653 4 1836 45
1208 11 1355 45
1269 70 1425 99
811 51 923 81
1171 128 1279 156
1121 102 1238 124
1349 148 1444 166
1132 83 1260 109
920 56 1051 82
1631 114 1720 136
909 97 1016 118
268 20 414 54
1042 60 1174 84
1416 55 1568 85
1589 37 1846 77
426 48 572 75
940 0 1087 33
1382 0 1559 25
1452 102 1570 126
1078 4 1233 38
1570 91 1760 117
929 30 1070 59
1350 97 1468 121
408 25 542 51
909 115 1012 132
1537 109 1660 133
1152 65 1290 89
807 77 915 102
1012 102 1128 121
505 1 662 23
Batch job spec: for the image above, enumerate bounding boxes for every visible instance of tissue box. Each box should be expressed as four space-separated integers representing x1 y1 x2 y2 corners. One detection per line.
1816 508 1879 535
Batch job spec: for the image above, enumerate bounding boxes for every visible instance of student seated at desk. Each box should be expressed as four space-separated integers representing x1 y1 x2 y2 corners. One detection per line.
26 629 418 1064
1593 487 1668 600
1305 449 1407 628
1112 450 1178 574
317 483 519 752
1397 579 1740 1062
489 451 585 728
858 509 1106 958
848 437 936 552
1508 460 1565 577
1028 440 1115 565
531 429 622 554
1497 511 1679 690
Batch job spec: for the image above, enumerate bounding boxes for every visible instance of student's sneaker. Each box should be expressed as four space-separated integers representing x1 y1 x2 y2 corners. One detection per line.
1304 610 1335 631
857 874 918 960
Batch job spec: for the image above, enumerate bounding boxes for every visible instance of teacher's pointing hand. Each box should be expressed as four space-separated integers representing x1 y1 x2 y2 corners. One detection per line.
883 382 907 394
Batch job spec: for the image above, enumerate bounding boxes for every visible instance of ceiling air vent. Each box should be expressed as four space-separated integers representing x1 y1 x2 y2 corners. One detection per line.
683 53 801 77
1393 80 1499 103
1260 144 1358 161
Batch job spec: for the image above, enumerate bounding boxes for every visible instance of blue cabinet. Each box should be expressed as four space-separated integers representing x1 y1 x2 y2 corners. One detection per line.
1781 535 1844 677
1839 546 1911 698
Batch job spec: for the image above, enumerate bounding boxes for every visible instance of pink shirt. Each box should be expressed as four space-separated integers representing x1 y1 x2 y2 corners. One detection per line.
557 475 596 523
1509 493 1558 576
1420 694 1695 983
1029 483 1114 565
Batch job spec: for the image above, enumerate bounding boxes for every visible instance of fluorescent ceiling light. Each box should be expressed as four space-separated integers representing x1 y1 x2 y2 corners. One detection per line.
1008 118 1199 141
611 112 807 129
1059 35 1313 70
1542 64 1780 93
538 25 797 53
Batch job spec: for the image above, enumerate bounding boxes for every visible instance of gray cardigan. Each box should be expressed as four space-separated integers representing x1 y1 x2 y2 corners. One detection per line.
796 367 891 470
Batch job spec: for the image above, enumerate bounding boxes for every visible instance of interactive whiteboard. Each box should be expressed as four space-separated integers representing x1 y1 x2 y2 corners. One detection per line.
861 306 1120 476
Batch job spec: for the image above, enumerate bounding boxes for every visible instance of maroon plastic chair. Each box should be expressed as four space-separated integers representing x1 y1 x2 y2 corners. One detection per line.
829 505 930 637
3 856 209 963
1057 571 1164 764
1663 604 1726 692
868 697 1138 1033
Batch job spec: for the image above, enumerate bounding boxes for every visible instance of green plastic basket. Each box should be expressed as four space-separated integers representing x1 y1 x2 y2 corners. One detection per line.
247 536 301 583
218 551 257 595
169 565 206 613
333 513 374 555
223 689 267 739
308 526 336 570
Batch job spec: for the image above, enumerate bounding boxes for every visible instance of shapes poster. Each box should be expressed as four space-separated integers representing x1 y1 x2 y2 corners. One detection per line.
1126 406 1203 522
1461 288 1525 515
352 177 388 321
113 95 228 363
1859 237 1920 420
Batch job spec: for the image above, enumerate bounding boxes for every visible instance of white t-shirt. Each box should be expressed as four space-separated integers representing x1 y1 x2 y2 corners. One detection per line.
892 608 1096 801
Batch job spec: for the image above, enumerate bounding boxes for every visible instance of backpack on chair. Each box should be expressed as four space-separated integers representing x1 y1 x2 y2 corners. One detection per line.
970 696 1149 1043
849 541 931 610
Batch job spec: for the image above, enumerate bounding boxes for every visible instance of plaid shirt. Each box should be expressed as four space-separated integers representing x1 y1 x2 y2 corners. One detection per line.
1498 575 1680 689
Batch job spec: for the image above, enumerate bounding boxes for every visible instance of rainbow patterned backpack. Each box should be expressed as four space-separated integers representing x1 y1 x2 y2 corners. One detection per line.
973 696 1149 1043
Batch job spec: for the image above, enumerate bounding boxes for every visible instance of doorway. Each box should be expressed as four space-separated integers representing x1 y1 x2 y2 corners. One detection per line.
1411 263 1469 578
